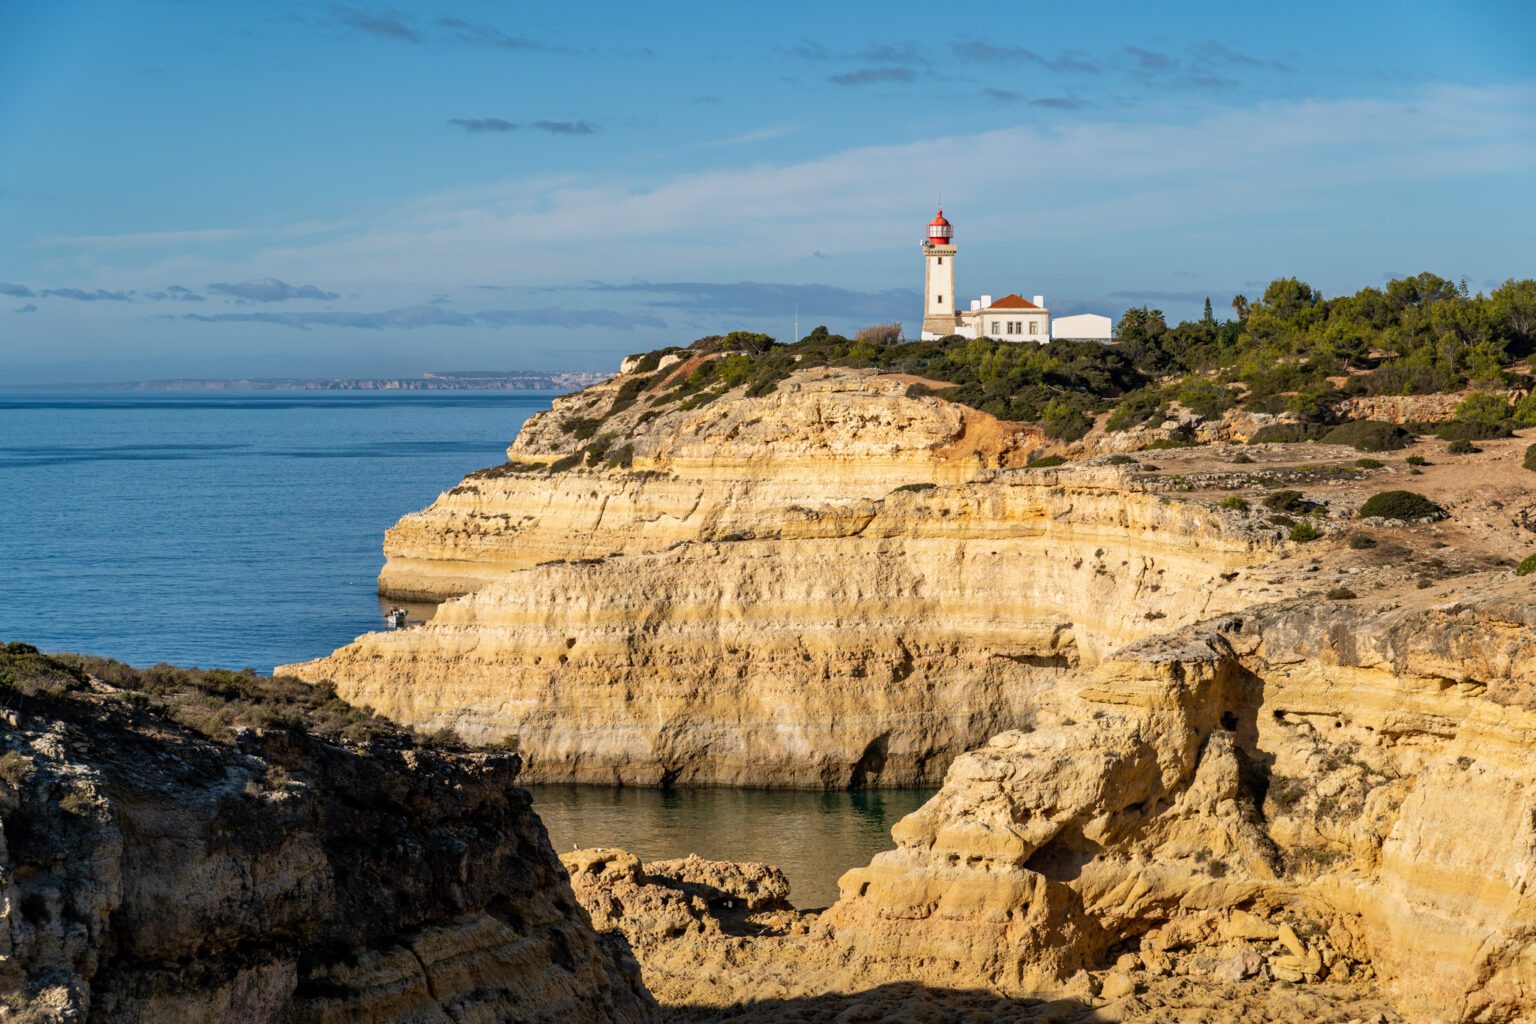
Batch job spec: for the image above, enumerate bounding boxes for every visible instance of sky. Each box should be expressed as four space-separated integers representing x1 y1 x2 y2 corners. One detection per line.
1 1 1534 383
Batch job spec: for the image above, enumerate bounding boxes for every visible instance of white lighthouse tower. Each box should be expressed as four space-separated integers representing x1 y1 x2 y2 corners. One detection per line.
920 209 959 340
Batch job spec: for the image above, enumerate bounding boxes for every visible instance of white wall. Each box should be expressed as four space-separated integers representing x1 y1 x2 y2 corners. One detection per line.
1051 313 1112 341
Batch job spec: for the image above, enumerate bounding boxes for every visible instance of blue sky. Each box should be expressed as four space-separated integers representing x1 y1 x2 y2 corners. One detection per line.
2 1 1533 382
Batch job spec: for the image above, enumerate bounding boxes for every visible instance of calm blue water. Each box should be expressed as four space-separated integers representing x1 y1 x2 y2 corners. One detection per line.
0 390 551 670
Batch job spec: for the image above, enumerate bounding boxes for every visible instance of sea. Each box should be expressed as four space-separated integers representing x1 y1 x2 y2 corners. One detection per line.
0 389 550 671
0 389 927 904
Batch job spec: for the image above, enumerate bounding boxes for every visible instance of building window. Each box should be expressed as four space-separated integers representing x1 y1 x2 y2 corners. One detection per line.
991 321 1000 335
1029 321 1039 335
936 257 942 265
936 295 943 305
1008 321 1018 334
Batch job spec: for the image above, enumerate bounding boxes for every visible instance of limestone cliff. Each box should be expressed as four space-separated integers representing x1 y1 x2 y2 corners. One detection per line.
0 647 655 1024
818 580 1536 1023
286 460 1278 788
377 368 1037 602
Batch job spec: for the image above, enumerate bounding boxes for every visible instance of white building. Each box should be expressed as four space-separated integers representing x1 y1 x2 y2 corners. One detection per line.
919 208 1050 342
1050 313 1113 342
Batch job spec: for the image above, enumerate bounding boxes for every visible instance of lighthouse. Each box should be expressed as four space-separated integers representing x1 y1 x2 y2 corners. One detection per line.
921 209 958 339
918 206 1052 342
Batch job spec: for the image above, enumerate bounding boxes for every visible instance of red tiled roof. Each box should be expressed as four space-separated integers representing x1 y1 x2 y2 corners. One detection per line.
986 293 1039 309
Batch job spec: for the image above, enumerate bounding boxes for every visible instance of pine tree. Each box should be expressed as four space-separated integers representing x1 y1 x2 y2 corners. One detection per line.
1202 296 1215 325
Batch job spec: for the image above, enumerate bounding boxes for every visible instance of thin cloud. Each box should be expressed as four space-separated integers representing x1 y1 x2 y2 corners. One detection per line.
786 41 928 66
145 284 205 302
471 308 665 329
434 17 554 51
829 67 915 86
38 288 133 301
953 41 1099 73
1125 46 1176 71
0 282 34 297
330 4 421 42
1031 96 1086 110
13 303 37 314
208 278 340 302
1109 288 1219 303
1191 40 1293 73
571 280 920 321
688 125 793 149
170 305 661 331
448 118 597 135
983 88 1021 102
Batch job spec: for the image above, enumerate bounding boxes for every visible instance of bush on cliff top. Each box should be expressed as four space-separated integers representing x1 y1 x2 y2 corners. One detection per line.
1318 420 1412 452
1525 443 1536 473
1357 490 1444 521
1516 554 1536 577
0 642 437 750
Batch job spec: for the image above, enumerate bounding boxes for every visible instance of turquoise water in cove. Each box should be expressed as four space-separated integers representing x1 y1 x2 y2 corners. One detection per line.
532 785 934 908
0 390 550 670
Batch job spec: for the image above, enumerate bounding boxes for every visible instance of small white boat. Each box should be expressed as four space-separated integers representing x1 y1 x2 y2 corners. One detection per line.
384 607 408 629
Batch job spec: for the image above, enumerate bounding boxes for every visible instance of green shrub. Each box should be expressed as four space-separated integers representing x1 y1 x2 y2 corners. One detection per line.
562 417 602 440
1435 419 1512 441
1026 454 1068 468
1289 522 1322 542
1231 453 1255 464
1263 489 1311 514
1347 534 1377 549
1143 437 1195 450
0 750 34 787
1104 454 1140 466
1319 420 1411 452
1326 586 1358 600
1405 455 1428 467
1455 391 1512 425
1517 554 1536 577
1354 458 1384 469
1524 444 1536 473
1358 490 1443 520
1248 423 1322 445
1446 439 1478 455
1218 496 1250 511
892 482 936 493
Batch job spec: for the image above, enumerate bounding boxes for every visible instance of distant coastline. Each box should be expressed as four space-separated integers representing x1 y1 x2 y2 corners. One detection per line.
0 370 612 392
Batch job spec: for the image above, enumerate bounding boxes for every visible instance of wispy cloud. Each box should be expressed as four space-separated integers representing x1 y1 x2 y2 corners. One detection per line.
1031 96 1087 110
170 305 662 331
1110 288 1222 303
330 4 420 42
434 17 555 51
0 282 34 297
208 278 340 302
688 125 794 149
13 303 37 314
38 288 133 301
982 88 1021 102
1191 40 1293 73
569 280 920 321
1125 45 1176 71
953 41 1099 73
192 83 1536 293
829 67 915 86
448 118 597 135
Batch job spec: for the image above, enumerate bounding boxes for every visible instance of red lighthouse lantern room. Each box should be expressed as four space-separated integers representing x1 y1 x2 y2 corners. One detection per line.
927 209 953 246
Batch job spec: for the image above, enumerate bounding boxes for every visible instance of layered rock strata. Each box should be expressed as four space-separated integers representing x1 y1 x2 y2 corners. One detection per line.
0 677 655 1023
286 465 1278 788
820 580 1536 1022
378 368 1035 602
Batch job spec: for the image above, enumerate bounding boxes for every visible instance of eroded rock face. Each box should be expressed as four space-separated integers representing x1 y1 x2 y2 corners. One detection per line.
284 465 1276 788
378 368 1029 602
820 584 1536 1023
0 698 655 1023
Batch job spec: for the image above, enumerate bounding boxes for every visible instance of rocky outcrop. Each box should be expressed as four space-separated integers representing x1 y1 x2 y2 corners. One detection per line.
0 657 655 1024
818 580 1536 1022
377 368 1035 602
285 464 1278 788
